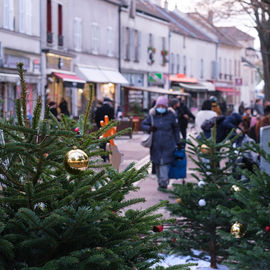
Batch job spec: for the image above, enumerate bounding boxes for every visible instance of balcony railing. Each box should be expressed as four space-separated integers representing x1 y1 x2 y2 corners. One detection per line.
47 32 53 44
58 35 64 47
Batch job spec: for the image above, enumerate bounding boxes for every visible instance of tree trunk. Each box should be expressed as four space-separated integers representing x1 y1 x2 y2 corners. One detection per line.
261 47 270 102
209 233 217 268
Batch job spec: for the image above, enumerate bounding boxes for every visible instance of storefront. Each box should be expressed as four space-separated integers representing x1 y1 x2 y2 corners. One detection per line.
77 65 128 112
0 52 40 119
170 74 210 114
46 52 86 118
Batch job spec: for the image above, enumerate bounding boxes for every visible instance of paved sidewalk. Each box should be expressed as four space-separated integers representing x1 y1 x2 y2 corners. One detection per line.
115 132 196 219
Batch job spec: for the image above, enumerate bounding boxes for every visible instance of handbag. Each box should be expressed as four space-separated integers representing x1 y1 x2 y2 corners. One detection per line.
168 148 187 179
141 115 154 148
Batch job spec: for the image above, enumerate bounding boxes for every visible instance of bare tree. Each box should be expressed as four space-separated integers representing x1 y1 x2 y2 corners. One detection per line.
190 0 270 101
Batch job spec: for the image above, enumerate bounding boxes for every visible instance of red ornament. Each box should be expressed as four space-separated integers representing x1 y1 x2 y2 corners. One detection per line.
172 237 176 243
153 225 163 232
265 226 270 232
74 127 79 133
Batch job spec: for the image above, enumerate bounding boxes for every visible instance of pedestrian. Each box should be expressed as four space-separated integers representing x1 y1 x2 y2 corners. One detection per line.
177 96 195 140
141 96 180 190
254 99 264 116
94 97 115 162
210 96 221 115
59 97 70 116
48 101 58 119
94 97 115 128
169 98 180 116
195 99 217 134
219 97 227 115
201 112 242 143
255 105 270 143
238 101 245 115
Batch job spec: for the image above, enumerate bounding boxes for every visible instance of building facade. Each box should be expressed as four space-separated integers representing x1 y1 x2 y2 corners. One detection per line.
0 0 41 119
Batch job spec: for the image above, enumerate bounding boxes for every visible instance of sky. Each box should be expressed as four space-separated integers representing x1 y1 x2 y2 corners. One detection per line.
167 0 260 48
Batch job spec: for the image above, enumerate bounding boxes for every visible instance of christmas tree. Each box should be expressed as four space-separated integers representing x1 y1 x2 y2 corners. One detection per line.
0 63 188 269
218 142 270 270
164 127 245 269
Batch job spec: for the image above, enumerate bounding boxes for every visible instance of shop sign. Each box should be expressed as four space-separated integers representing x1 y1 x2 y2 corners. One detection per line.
4 54 30 70
235 78 242 86
128 90 143 103
33 59 40 73
148 73 164 86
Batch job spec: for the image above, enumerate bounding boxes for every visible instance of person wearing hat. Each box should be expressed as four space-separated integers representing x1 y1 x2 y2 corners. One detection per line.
141 96 180 190
94 97 115 128
94 97 115 162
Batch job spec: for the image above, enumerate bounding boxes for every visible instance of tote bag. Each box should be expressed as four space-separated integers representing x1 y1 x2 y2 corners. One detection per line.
168 148 187 179
141 115 154 148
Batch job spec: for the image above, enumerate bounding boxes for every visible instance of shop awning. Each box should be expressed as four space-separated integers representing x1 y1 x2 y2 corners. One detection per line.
77 67 108 83
122 85 190 96
216 87 240 95
0 73 19 83
170 74 198 83
54 72 85 88
178 82 208 92
102 69 128 84
199 81 215 91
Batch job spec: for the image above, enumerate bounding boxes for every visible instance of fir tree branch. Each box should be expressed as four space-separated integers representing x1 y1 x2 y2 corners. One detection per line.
17 63 27 126
15 99 23 127
0 165 23 188
83 86 94 136
32 96 42 129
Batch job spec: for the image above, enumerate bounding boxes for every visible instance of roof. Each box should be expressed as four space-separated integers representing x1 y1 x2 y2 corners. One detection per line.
155 7 217 43
135 0 169 22
217 26 255 42
188 13 242 48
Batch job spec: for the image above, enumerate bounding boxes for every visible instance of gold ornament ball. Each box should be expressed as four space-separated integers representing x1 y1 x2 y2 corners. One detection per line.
231 185 241 192
231 221 246 238
200 144 210 154
176 198 182 204
64 148 89 174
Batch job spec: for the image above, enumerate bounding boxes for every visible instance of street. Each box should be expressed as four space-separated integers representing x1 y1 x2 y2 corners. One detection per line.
115 130 197 219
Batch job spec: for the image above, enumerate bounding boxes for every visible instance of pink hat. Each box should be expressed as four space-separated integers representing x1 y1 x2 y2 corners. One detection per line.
155 96 168 107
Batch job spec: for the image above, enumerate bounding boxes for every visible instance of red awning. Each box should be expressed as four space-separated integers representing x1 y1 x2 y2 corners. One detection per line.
216 87 240 95
170 73 198 83
54 72 85 83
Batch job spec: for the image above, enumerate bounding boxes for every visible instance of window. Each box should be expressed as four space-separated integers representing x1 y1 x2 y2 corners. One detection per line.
134 30 141 62
229 59 232 80
3 0 14 30
190 57 193 77
19 0 25 33
170 53 174 74
219 57 222 79
124 27 130 60
91 22 99 54
238 60 241 77
149 33 153 47
224 58 227 79
58 4 63 37
183 35 186 48
183 55 186 74
19 0 32 35
25 0 32 35
74 17 82 52
176 54 180 73
47 0 52 33
200 59 204 79
107 26 114 57
234 59 237 77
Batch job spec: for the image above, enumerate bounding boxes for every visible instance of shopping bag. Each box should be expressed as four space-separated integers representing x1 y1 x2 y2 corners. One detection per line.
140 133 153 148
168 148 187 179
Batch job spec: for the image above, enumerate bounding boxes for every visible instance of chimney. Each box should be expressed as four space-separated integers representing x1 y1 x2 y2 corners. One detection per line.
208 10 214 24
129 0 136 18
164 0 168 10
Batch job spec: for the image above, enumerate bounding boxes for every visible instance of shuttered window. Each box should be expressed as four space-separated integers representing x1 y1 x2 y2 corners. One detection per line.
3 0 14 30
47 0 52 33
91 22 100 54
25 0 32 35
74 17 82 52
107 26 114 57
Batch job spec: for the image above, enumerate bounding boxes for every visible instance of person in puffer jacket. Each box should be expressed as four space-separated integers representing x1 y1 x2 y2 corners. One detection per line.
141 96 180 190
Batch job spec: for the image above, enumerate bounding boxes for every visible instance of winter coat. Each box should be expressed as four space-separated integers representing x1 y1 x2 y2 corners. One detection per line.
59 100 70 116
141 108 180 165
95 103 115 128
177 102 195 129
216 113 242 143
195 110 217 133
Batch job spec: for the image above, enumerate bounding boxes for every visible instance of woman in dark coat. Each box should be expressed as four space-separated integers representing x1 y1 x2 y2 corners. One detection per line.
141 96 180 190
